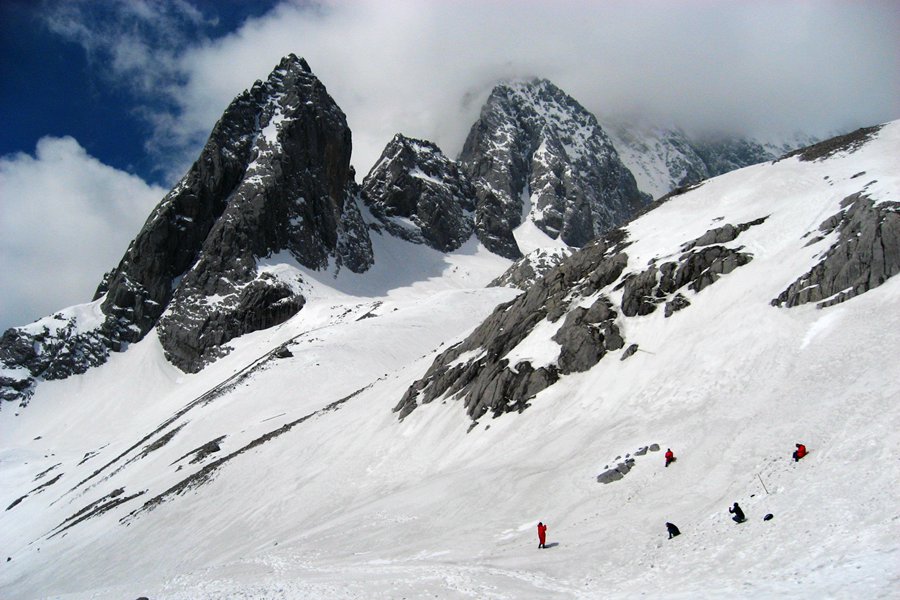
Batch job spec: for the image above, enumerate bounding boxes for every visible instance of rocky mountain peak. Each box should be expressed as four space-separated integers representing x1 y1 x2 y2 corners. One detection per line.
1 56 375 400
460 78 649 258
361 134 475 252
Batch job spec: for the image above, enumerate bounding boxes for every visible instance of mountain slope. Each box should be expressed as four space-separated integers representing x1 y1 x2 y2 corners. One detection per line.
0 123 897 599
604 120 818 199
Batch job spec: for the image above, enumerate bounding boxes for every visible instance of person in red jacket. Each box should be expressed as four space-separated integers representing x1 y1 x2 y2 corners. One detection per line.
537 522 548 549
665 448 676 467
793 443 807 462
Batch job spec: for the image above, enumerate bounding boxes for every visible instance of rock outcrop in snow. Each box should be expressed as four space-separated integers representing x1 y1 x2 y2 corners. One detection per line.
393 212 763 421
459 79 649 258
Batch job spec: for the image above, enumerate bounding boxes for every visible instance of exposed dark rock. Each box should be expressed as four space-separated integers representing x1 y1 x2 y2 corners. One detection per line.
597 458 635 484
0 319 115 407
773 194 900 308
552 297 623 374
459 79 648 258
649 444 660 452
362 134 475 252
33 463 61 481
274 346 293 358
664 294 691 318
781 125 883 163
621 244 754 317
621 344 639 361
692 137 774 178
621 267 659 317
158 275 307 370
681 216 769 251
49 489 146 539
395 230 629 421
1 54 376 390
6 495 27 511
171 436 226 465
140 424 185 459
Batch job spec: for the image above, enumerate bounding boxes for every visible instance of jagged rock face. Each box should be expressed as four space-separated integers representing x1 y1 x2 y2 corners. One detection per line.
0 55 376 390
690 137 774 178
604 123 712 200
773 193 899 308
395 230 631 421
151 55 372 371
459 79 649 258
783 125 881 163
361 134 475 252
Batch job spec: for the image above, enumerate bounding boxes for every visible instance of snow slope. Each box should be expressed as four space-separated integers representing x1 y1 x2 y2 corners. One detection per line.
1 123 899 599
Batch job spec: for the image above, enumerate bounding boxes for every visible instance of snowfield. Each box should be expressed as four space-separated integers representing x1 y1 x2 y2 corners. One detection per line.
1 123 899 599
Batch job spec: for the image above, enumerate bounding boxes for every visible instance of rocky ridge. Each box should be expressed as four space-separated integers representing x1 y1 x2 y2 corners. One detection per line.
605 120 818 199
394 124 899 425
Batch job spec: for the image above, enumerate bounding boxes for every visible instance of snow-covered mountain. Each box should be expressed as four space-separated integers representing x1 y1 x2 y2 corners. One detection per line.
0 67 658 404
0 54 374 390
459 79 649 258
1 55 898 599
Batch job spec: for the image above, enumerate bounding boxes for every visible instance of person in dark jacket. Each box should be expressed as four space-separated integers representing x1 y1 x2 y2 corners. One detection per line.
793 443 807 462
729 502 746 523
665 448 675 467
537 522 547 549
666 522 681 539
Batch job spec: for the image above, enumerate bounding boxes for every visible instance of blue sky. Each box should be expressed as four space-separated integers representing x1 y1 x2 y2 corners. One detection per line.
0 0 280 185
1 0 898 331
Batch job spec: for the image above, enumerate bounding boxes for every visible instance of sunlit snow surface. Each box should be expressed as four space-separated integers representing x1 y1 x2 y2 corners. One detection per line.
1 123 899 599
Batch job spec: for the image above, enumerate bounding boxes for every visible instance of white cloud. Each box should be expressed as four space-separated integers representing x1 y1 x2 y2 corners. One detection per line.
0 137 166 330
159 0 900 181
44 0 900 183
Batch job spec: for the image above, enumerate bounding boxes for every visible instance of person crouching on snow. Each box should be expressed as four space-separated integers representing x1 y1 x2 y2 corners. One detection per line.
665 448 675 467
666 522 681 539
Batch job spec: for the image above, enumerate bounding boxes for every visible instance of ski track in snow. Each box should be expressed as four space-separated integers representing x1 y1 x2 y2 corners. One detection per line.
1 122 900 599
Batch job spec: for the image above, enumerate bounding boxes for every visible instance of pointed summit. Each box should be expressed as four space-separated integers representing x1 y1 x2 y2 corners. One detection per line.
362 134 475 252
1 56 375 395
460 78 649 257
